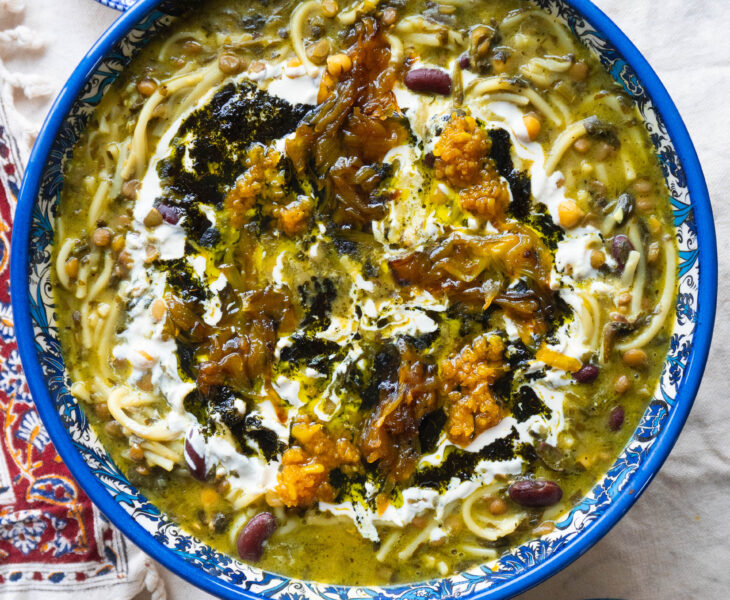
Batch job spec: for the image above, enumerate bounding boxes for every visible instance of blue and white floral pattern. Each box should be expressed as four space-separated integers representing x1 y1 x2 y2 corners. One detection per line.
16 1 710 599
95 0 137 10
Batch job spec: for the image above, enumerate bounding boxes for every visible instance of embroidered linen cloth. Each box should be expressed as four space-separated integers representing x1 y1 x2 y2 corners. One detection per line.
0 2 165 599
7 1 730 599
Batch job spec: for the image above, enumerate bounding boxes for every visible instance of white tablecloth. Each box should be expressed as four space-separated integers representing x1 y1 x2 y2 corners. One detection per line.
8 1 729 598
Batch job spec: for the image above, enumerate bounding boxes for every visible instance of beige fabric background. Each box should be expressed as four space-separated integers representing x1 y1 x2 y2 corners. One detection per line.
9 1 729 598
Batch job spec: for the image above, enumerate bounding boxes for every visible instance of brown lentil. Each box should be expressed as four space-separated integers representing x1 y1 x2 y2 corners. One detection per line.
143 207 163 228
573 137 591 153
636 197 655 212
594 142 615 161
590 250 605 269
218 53 244 75
488 497 508 515
622 348 648 369
381 6 398 26
151 298 167 321
121 179 140 199
137 77 158 96
306 39 331 65
647 242 660 264
633 178 653 194
617 292 632 306
129 444 146 462
104 420 124 438
182 40 203 55
533 521 556 536
145 245 160 264
569 61 589 81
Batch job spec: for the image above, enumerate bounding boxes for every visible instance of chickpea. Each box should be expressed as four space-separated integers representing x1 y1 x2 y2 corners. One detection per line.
558 199 585 229
143 207 163 228
137 77 157 97
218 53 244 75
112 234 126 253
623 348 648 369
320 0 338 18
614 375 631 394
92 227 112 247
201 488 220 510
326 53 353 77
522 113 541 141
64 257 80 278
306 38 331 65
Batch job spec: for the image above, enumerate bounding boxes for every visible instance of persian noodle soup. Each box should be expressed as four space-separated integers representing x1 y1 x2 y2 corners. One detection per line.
54 0 677 586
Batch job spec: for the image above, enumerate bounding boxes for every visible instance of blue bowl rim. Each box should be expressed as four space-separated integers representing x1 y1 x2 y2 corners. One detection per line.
10 1 718 599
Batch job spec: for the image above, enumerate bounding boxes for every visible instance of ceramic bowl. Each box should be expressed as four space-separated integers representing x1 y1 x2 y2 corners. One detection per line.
11 1 717 598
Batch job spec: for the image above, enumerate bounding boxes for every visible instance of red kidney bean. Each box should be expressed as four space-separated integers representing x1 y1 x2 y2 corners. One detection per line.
612 234 634 270
508 478 563 507
404 68 452 96
184 428 208 481
237 512 277 562
458 54 471 69
424 151 435 168
156 202 184 225
608 405 625 431
574 364 599 383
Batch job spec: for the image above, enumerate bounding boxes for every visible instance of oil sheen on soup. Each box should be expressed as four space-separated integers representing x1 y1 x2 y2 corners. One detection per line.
53 0 677 585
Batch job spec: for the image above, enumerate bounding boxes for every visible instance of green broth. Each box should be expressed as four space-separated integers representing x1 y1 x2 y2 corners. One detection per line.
54 0 675 585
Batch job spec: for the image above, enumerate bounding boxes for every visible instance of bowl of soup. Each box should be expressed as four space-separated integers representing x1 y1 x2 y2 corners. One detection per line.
11 0 717 598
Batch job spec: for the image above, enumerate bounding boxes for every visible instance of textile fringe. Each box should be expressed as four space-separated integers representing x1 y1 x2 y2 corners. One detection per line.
0 25 46 50
0 2 51 161
0 0 25 14
144 560 168 600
